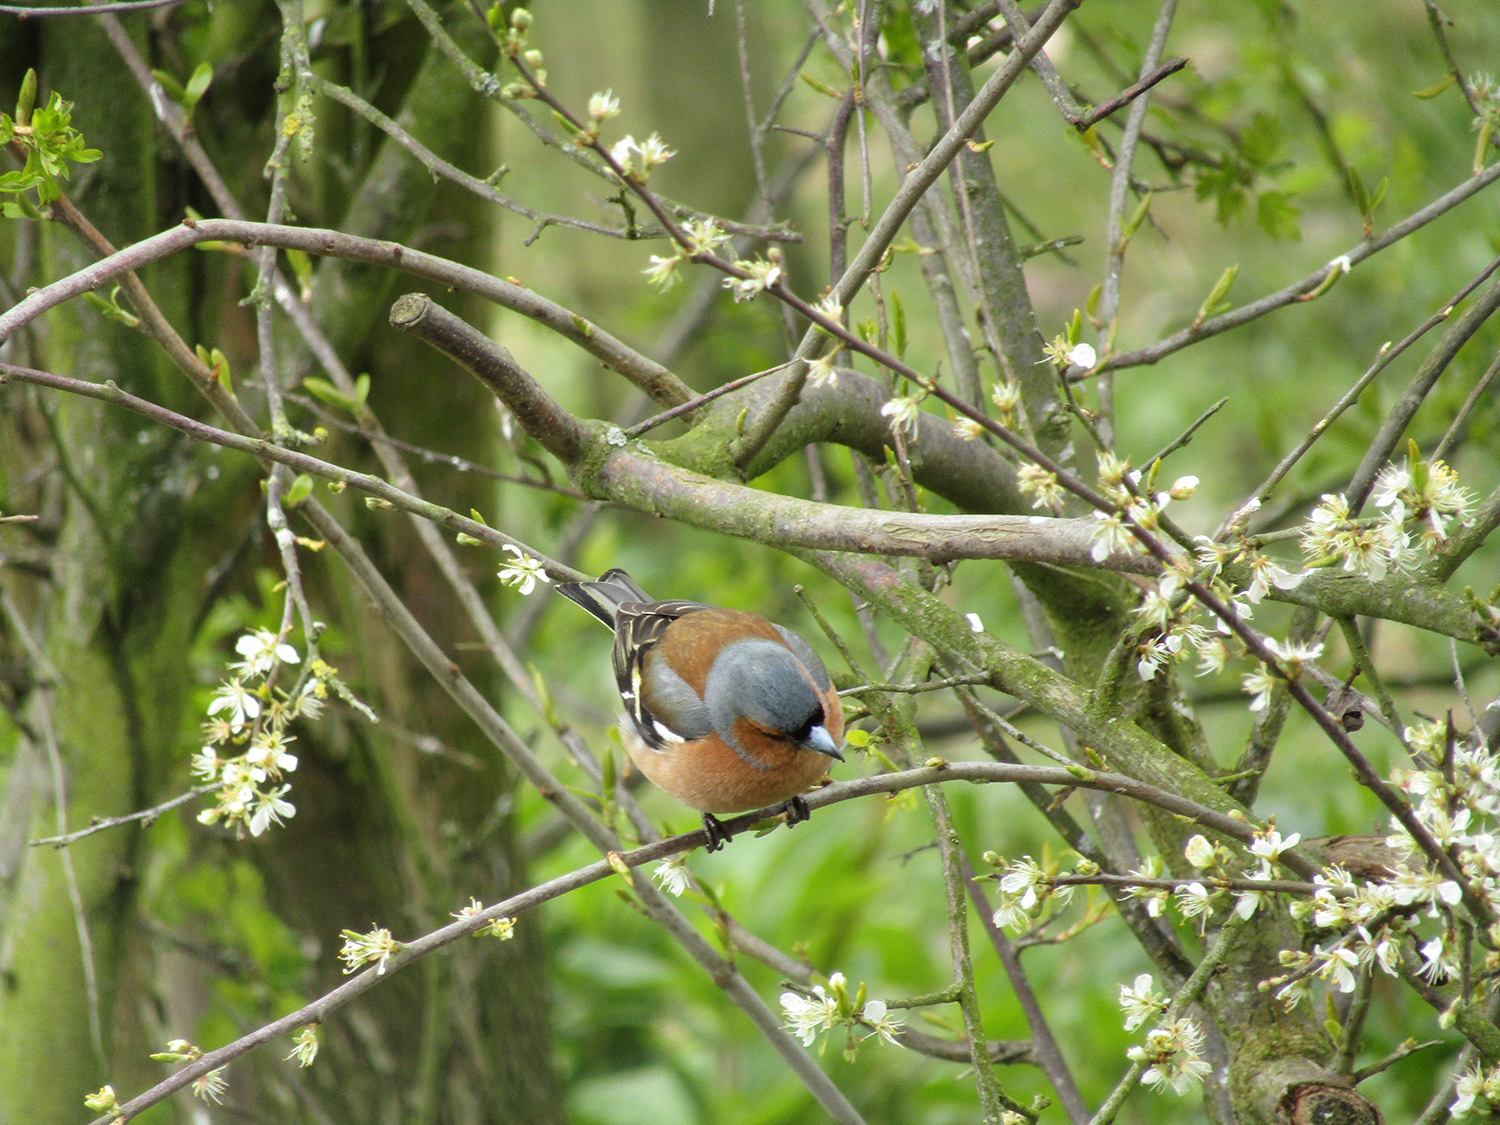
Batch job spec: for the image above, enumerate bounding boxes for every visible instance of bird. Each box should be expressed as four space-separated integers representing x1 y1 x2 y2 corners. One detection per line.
556 569 844 851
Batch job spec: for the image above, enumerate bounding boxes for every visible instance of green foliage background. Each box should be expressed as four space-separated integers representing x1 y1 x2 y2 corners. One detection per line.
1 1 1498 1123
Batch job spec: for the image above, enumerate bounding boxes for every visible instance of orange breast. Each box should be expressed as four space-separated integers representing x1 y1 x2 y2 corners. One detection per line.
621 727 834 815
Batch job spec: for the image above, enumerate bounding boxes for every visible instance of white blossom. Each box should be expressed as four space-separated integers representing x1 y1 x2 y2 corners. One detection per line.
234 629 300 676
1184 835 1216 869
1248 828 1301 863
724 256 783 301
1129 1018 1211 1095
781 984 838 1046
208 680 261 731
1067 342 1097 368
1241 665 1279 712
1017 463 1065 510
249 784 295 836
806 353 839 389
498 544 550 595
588 89 621 121
858 999 904 1045
881 395 924 438
642 253 682 291
1119 973 1165 1030
1090 511 1135 562
652 856 691 897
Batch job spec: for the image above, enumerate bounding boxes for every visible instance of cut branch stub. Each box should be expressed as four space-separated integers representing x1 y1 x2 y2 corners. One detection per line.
390 293 588 464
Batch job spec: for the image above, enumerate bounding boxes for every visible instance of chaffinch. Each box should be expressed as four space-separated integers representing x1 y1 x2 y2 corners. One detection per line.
556 569 844 850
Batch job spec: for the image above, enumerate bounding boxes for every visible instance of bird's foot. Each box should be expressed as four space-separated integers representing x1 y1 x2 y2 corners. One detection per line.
701 812 732 852
782 795 811 826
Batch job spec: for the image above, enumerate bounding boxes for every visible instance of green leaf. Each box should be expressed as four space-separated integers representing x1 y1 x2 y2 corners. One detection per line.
183 62 213 112
301 377 359 411
15 67 36 126
195 345 232 393
550 109 586 139
1240 112 1288 172
283 473 314 506
1076 124 1105 163
1196 157 1249 226
1348 166 1370 214
890 290 906 358
5 194 42 220
600 744 616 794
286 248 314 302
1412 75 1456 99
1196 264 1239 325
83 286 140 328
799 72 844 99
354 373 371 404
1255 190 1301 241
150 68 187 104
1119 191 1152 247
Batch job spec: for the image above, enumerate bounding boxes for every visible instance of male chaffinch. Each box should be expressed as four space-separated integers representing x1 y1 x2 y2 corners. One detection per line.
556 569 844 850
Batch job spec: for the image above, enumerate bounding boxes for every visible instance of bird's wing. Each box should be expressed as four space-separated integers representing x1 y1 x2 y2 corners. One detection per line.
613 600 711 749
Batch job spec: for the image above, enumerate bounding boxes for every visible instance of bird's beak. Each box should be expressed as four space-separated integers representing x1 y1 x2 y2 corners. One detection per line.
804 725 844 761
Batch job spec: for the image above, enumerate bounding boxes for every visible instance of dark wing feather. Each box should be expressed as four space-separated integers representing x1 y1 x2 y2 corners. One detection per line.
612 600 710 749
555 568 654 628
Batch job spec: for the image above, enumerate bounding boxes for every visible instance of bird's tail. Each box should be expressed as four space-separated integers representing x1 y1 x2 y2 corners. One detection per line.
554 568 651 627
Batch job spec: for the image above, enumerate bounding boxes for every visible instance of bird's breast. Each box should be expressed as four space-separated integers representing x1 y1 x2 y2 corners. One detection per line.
620 725 832 815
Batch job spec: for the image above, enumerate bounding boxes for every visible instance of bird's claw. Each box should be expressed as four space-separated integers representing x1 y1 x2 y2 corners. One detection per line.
701 812 731 852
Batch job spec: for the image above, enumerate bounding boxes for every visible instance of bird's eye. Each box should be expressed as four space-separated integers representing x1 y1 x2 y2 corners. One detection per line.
791 710 823 743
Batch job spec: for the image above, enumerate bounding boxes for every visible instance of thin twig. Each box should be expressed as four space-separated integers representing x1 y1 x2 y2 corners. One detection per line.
737 0 1081 466
79 746 1212 1123
1434 346 1500 462
1335 617 1407 741
3 0 184 12
964 854 1089 1125
735 0 771 205
1348 275 1500 511
1146 396 1227 467
0 217 696 409
1093 0 1180 446
1334 969 1375 1077
624 361 794 437
995 0 1086 122
927 784 1025 1123
32 786 215 848
1100 159 1500 374
309 73 634 240
1074 57 1189 131
1226 253 1500 536
0 360 582 580
1422 0 1479 116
